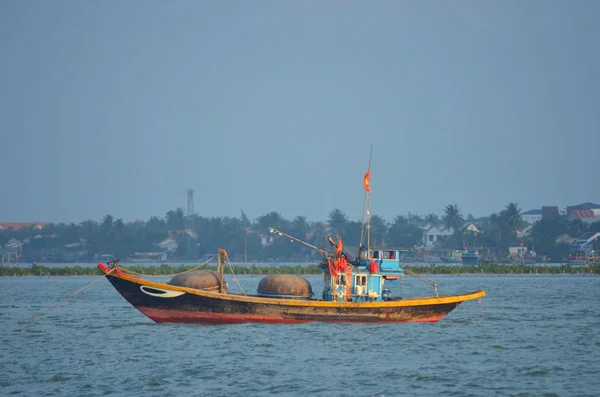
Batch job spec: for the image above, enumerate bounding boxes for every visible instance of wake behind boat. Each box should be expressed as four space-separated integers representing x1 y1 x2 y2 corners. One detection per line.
98 149 485 323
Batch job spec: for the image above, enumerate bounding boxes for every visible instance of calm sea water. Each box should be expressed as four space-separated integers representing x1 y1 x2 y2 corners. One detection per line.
1 274 599 397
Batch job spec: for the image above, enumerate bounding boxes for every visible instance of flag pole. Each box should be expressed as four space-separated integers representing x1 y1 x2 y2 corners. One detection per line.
366 152 372 255
360 145 373 255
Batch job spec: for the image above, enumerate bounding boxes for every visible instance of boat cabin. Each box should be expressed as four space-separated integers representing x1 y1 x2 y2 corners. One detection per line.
323 247 408 303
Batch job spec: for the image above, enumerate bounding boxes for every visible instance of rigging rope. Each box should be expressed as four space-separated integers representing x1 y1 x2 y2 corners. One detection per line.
20 268 116 326
116 255 216 277
404 269 438 297
221 250 246 296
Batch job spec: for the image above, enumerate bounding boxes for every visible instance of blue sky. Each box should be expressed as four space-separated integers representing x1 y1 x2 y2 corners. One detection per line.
1 1 598 224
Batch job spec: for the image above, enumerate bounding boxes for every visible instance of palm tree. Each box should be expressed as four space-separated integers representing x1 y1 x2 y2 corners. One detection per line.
309 221 328 250
407 212 423 225
499 202 523 246
166 208 186 230
369 215 387 246
567 219 588 237
328 209 349 239
500 203 522 231
387 215 423 247
79 219 98 241
442 204 464 232
290 216 311 259
292 216 310 239
240 210 251 227
487 213 502 246
101 215 113 231
255 211 286 235
442 204 464 249
424 213 440 227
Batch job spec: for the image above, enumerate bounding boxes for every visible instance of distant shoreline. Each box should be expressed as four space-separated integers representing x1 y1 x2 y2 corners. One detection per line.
1 263 598 277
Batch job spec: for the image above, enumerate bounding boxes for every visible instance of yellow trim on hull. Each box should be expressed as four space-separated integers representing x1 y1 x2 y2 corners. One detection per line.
106 271 486 308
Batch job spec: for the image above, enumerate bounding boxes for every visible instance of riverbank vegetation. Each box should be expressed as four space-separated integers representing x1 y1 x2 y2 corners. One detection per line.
1 263 598 277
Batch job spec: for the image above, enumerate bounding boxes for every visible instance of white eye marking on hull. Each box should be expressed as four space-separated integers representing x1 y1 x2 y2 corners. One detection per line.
140 286 185 298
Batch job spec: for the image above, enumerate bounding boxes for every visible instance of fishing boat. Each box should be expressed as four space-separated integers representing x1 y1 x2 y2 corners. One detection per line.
461 229 481 265
568 232 600 265
567 251 599 265
98 150 485 323
522 251 537 265
437 249 463 264
461 249 480 265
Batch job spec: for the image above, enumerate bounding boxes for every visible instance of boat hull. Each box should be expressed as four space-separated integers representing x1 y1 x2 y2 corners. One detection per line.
103 272 485 324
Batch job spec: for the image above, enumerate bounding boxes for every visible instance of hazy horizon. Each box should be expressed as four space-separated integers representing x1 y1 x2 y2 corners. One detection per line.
2 1 599 224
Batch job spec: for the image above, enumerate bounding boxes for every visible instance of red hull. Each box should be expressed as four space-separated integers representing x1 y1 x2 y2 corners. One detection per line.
137 306 448 324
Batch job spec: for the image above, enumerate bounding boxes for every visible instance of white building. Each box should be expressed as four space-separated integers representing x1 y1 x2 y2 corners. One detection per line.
422 225 453 248
522 209 542 225
554 233 575 245
463 223 480 234
154 237 178 253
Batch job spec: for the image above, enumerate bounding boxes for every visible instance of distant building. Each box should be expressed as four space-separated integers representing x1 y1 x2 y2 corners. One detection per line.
154 237 178 253
183 228 199 239
130 252 167 262
522 209 542 224
567 203 600 224
517 225 533 238
65 238 87 248
554 233 575 245
168 228 199 239
0 222 50 231
463 223 480 233
422 225 453 248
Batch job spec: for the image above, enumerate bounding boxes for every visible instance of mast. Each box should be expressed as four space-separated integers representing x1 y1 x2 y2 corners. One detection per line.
360 145 373 255
217 249 226 293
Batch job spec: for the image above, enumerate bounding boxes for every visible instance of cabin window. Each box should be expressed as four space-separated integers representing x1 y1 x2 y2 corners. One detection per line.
355 275 367 286
428 235 434 242
383 250 396 260
372 250 379 259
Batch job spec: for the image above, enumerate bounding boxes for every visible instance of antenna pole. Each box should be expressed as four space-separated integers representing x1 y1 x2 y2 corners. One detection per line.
360 145 373 254
269 227 327 256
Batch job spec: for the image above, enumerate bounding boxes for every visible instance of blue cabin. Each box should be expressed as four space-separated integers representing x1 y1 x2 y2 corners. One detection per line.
322 247 409 303
461 250 480 265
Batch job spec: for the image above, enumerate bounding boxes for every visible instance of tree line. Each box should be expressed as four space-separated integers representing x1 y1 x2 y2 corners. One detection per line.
1 262 597 277
1 203 599 263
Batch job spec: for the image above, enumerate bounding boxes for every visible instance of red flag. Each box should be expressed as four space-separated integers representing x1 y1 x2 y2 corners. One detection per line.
328 258 338 277
363 171 371 192
335 238 343 257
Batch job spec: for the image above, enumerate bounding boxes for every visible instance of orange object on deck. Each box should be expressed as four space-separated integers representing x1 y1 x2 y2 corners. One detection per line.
369 260 379 274
344 266 353 301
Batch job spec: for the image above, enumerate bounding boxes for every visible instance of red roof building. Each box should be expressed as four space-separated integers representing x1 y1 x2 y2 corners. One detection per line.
0 222 50 231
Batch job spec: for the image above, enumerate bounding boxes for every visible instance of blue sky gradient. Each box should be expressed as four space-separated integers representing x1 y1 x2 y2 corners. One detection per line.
1 1 598 223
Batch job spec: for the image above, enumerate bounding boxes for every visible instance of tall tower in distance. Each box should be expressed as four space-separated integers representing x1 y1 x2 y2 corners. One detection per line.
186 189 195 228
